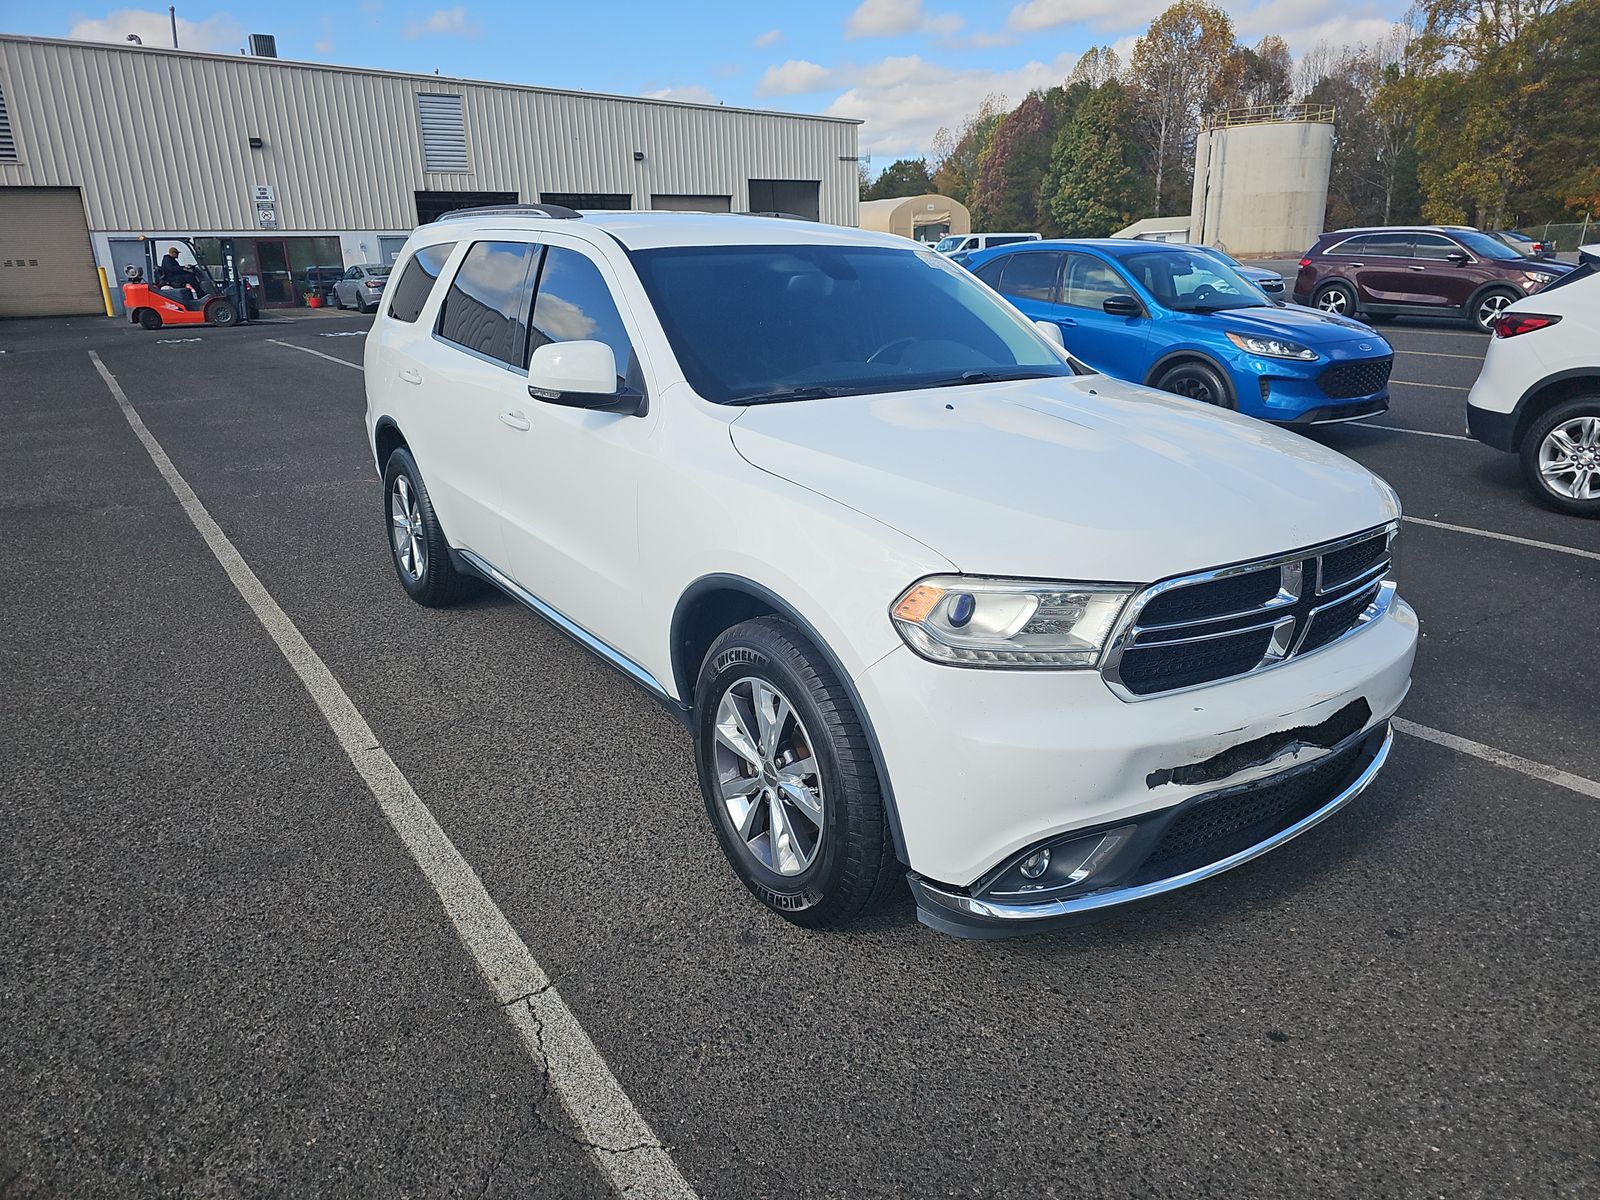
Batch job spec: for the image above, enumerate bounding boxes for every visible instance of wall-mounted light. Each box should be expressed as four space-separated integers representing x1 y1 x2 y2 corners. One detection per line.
248 136 264 149
633 150 645 162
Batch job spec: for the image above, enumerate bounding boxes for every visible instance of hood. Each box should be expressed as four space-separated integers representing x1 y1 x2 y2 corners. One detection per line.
1214 304 1381 345
730 376 1399 583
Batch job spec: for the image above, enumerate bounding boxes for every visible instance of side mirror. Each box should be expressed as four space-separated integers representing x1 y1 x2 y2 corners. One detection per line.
1103 293 1143 317
1034 320 1064 348
526 340 644 415
1446 251 1469 266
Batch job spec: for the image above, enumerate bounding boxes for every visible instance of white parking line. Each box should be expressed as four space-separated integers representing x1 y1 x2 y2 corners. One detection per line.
1394 719 1600 801
1363 424 1475 442
1391 379 1469 390
88 350 699 1200
269 338 363 370
1394 348 1482 360
1402 515 1600 562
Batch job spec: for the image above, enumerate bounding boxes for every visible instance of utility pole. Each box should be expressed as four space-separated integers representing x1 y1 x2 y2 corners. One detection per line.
170 6 179 49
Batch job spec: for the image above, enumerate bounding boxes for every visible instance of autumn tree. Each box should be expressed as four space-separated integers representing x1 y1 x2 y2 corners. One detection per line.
1041 82 1148 237
1128 1 1238 215
929 94 1007 209
1223 35 1293 111
969 88 1079 232
1304 28 1421 226
1068 46 1122 88
863 158 934 201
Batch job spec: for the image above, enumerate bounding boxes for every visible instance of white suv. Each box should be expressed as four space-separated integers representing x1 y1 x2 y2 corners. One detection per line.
364 207 1418 938
1467 246 1600 516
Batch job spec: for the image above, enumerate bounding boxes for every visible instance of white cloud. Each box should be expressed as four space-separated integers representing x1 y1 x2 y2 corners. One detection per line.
403 6 481 38
757 59 836 96
753 28 784 47
846 0 963 39
1235 0 1398 51
1005 0 1166 33
67 8 244 52
819 51 1081 162
642 84 720 105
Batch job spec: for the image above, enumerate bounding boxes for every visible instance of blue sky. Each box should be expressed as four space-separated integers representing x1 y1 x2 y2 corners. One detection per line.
5 1 1408 161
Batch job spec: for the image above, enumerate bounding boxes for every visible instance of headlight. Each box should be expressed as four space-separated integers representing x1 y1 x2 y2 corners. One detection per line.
890 576 1134 668
1523 271 1555 285
1225 331 1319 360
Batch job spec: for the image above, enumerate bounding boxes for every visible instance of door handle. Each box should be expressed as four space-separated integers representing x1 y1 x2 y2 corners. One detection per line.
398 367 423 385
499 409 531 431
1407 265 1426 271
1056 317 1077 327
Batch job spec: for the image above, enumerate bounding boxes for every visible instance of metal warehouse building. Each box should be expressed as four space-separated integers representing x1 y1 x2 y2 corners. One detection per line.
0 33 860 317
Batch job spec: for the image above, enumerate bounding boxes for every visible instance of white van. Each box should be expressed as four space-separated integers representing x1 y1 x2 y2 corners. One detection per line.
933 232 1041 256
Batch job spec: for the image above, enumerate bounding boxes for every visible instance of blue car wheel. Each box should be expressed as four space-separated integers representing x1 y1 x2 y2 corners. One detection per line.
1153 360 1233 409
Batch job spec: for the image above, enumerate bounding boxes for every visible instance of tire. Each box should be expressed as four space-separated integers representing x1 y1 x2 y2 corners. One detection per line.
1519 397 1600 517
205 298 240 328
1153 359 1234 409
1313 281 1358 319
1473 289 1519 334
382 447 483 606
136 308 162 330
334 290 346 310
694 616 896 928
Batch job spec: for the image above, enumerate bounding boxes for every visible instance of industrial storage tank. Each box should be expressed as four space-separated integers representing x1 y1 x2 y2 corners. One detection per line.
1189 105 1335 257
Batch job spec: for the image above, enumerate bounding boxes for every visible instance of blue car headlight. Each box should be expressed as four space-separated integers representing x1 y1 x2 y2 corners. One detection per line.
1226 331 1319 360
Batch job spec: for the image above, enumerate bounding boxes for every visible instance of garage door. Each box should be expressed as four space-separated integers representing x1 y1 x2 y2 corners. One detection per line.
651 194 732 213
0 187 103 318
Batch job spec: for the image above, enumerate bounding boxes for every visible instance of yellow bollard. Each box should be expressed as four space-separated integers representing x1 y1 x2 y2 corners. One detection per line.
97 266 115 318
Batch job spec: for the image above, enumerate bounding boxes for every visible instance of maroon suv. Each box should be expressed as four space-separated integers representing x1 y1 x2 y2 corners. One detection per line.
1293 226 1572 333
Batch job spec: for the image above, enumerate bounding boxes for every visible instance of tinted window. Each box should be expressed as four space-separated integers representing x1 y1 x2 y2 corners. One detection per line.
1453 229 1525 261
628 244 1070 404
437 241 538 366
974 257 1006 288
1061 253 1126 310
1327 235 1373 256
987 235 1035 248
529 247 641 389
996 252 1064 303
1411 234 1459 260
1365 233 1413 257
388 242 455 323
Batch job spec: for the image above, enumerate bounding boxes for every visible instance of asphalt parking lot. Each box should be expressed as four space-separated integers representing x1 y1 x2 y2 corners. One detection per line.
3 307 1597 1199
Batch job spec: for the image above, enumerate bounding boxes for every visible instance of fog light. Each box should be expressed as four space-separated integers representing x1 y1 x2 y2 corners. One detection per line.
1019 848 1050 878
982 826 1136 902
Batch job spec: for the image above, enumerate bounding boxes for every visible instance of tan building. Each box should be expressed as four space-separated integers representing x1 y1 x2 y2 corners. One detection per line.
857 194 970 245
0 34 859 317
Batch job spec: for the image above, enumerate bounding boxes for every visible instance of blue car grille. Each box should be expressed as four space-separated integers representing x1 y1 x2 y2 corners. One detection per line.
1104 527 1393 698
1318 356 1392 400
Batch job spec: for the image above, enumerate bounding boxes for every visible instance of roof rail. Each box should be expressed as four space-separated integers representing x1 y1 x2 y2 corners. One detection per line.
434 203 583 222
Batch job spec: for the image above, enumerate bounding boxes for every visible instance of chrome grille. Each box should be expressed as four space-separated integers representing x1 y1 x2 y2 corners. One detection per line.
1102 525 1396 699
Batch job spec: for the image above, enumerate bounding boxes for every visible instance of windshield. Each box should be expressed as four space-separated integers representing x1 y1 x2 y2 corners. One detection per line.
933 236 964 253
628 244 1072 404
1114 248 1270 312
1454 230 1524 261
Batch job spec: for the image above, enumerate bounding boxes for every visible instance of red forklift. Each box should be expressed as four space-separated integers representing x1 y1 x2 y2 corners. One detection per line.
121 236 257 330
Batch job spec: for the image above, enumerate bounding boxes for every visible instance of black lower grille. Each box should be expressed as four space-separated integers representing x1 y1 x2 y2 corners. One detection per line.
1321 532 1387 588
1301 583 1381 654
1116 627 1273 696
1130 731 1378 884
1319 356 1392 399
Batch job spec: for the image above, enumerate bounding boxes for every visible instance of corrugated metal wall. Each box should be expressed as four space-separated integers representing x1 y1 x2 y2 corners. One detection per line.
0 36 860 231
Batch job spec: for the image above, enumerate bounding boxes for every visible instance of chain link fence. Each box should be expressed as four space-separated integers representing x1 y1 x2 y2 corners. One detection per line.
1518 217 1595 253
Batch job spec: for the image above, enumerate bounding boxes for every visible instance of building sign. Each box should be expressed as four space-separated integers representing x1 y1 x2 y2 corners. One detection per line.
252 184 276 204
256 205 279 229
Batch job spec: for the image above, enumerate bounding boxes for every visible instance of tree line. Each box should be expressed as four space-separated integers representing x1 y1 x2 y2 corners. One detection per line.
859 0 1596 238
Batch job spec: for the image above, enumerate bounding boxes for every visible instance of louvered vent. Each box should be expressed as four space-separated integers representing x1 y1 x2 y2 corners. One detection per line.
416 93 468 173
0 82 17 163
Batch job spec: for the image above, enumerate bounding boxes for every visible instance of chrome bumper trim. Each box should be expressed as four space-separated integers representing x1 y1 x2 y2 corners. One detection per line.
911 725 1393 931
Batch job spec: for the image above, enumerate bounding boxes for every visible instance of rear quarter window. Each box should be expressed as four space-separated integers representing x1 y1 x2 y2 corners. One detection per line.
387 242 455 323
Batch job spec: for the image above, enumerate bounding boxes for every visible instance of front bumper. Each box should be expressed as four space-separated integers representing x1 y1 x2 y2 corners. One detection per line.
911 723 1391 938
1226 344 1392 423
858 594 1417 924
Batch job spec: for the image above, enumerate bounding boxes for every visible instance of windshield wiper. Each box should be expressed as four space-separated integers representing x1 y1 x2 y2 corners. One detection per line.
726 385 856 406
932 369 1060 387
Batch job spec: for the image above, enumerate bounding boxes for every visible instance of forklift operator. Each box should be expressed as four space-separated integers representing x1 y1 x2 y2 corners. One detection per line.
156 246 200 297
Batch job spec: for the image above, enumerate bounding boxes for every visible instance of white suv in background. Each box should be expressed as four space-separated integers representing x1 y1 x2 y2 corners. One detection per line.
364 207 1418 938
1467 246 1600 516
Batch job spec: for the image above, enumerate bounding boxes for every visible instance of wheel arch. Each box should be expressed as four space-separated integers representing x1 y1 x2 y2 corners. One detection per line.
1511 370 1600 449
670 573 910 863
1467 280 1522 320
1143 348 1239 406
373 417 408 474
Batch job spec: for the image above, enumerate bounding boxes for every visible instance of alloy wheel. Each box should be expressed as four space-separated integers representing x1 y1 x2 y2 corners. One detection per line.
1477 293 1513 331
1317 288 1350 315
389 475 427 580
1538 416 1600 500
712 677 825 876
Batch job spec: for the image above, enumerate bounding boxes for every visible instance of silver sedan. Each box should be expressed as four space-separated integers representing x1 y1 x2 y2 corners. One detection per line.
332 264 392 312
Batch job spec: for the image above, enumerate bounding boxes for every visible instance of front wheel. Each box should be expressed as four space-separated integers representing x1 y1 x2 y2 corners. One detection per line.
695 617 896 928
382 447 482 605
205 298 239 327
1153 360 1233 409
136 308 162 330
1521 398 1600 517
1314 281 1357 318
1473 289 1518 334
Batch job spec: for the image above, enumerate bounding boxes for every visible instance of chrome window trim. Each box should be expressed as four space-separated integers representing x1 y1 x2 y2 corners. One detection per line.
1099 523 1398 702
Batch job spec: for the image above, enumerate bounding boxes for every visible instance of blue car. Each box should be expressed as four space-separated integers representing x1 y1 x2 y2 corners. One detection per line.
964 239 1392 424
